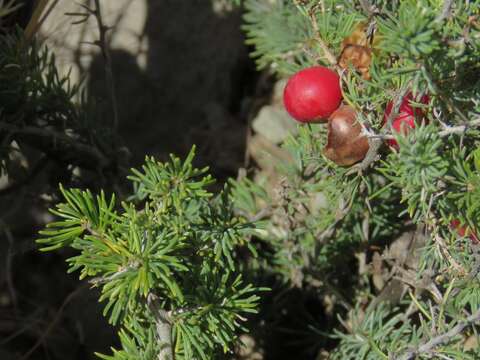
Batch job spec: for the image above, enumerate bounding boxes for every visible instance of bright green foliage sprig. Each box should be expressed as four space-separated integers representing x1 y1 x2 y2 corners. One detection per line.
38 146 264 360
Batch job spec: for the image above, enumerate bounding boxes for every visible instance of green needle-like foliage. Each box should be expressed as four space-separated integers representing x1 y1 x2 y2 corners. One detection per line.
0 29 117 175
232 0 480 358
38 146 264 359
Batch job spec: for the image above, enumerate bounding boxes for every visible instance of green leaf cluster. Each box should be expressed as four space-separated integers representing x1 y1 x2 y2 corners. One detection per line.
38 147 264 359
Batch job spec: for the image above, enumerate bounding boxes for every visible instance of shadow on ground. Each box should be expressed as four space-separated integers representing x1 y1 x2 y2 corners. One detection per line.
88 0 258 179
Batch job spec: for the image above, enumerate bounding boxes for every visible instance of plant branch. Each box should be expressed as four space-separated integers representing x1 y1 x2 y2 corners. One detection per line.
0 122 111 170
435 0 454 23
148 293 174 360
293 0 337 66
365 117 480 141
438 117 480 137
19 284 88 360
358 0 378 17
308 12 337 66
433 233 466 276
92 0 119 131
346 86 412 174
24 0 50 41
396 307 480 360
89 263 139 286
235 207 272 223
308 10 337 66
348 137 382 174
25 0 60 41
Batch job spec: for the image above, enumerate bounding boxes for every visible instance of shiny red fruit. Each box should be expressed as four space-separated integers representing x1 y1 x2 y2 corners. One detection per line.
283 66 342 123
383 92 429 148
450 219 479 244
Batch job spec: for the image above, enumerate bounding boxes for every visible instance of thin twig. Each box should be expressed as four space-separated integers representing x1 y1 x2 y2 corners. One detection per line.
359 0 377 17
0 122 110 170
26 0 61 41
235 207 272 223
314 196 352 243
308 10 337 66
92 0 119 131
396 307 480 360
394 268 443 304
350 137 382 174
293 0 337 66
346 87 411 175
107 0 134 47
438 118 480 137
148 293 174 360
385 86 415 130
434 234 466 276
347 112 480 176
435 0 454 23
89 263 139 286
19 284 88 360
365 133 394 140
364 116 480 144
24 0 50 41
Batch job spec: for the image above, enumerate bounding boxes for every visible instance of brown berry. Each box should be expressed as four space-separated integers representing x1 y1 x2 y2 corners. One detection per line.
341 22 369 48
338 21 383 79
324 105 369 166
338 45 372 80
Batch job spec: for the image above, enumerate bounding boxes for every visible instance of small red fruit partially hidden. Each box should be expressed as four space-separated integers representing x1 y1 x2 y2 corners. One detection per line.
383 92 430 148
450 219 479 244
283 66 342 123
324 105 369 166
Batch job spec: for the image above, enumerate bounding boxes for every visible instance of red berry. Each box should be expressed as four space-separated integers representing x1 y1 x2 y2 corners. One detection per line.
283 66 342 123
383 92 429 148
450 219 479 244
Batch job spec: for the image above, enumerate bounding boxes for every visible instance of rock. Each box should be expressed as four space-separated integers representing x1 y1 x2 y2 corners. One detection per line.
271 78 288 106
464 334 479 351
309 192 328 214
372 251 385 291
252 105 297 144
235 334 263 360
316 350 331 360
0 172 8 191
248 134 293 173
251 76 296 144
248 134 294 202
385 230 427 270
